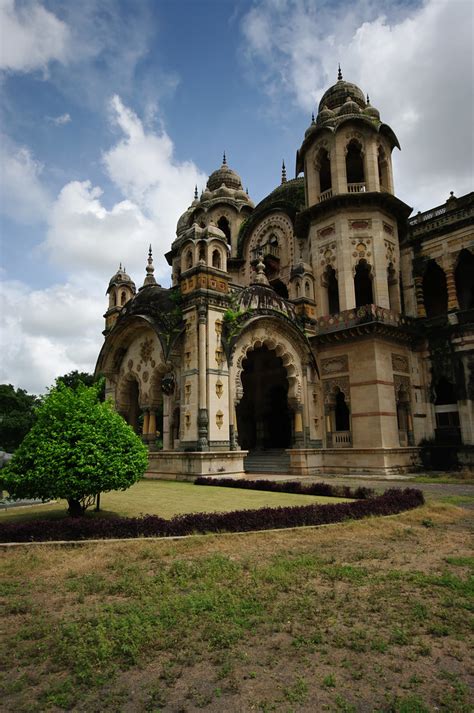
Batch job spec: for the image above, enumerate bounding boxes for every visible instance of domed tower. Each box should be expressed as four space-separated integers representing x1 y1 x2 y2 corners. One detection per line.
103 264 136 335
170 154 254 285
296 67 411 315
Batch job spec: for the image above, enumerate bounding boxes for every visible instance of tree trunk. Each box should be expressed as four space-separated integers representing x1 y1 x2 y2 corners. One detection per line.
67 498 84 517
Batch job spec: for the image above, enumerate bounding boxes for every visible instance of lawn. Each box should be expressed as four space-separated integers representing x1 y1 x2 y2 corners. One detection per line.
1 500 472 712
0 479 351 523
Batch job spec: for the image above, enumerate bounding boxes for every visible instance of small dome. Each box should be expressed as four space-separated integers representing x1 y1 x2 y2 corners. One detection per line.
339 95 361 116
364 103 380 120
317 104 335 125
107 265 135 293
319 79 366 113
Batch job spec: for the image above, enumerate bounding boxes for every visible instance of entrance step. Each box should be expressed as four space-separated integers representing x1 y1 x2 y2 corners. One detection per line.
244 449 291 474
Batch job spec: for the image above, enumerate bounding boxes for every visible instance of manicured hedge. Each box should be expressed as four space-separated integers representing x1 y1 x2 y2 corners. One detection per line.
195 477 374 500
0 488 424 543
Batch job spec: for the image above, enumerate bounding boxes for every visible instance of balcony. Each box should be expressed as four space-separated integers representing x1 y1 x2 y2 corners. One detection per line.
251 243 281 262
316 305 413 336
318 188 333 203
333 431 352 447
348 182 366 193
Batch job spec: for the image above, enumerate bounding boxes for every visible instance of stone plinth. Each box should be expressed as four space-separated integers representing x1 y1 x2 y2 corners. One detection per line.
145 450 248 481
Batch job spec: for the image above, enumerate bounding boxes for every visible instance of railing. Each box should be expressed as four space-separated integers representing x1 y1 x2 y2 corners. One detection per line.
348 182 366 193
316 304 414 335
333 431 352 447
251 243 281 261
318 188 333 202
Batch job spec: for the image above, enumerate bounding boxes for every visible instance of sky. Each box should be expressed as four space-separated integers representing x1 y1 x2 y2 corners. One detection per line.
0 0 473 395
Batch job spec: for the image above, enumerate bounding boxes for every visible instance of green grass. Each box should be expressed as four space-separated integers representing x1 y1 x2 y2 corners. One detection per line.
0 479 351 523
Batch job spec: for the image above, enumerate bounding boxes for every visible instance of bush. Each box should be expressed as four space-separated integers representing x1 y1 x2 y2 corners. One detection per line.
194 477 375 500
0 488 424 543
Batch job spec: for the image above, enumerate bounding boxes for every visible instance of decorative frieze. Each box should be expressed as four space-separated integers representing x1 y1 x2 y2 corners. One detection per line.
349 219 371 230
392 354 409 373
317 224 335 239
321 355 349 376
383 222 394 235
140 338 154 364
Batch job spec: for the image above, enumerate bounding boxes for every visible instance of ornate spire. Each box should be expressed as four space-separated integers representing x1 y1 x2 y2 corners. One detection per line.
142 244 157 287
281 159 287 184
251 253 270 286
337 64 343 81
222 151 227 166
194 184 198 200
366 93 370 104
118 262 122 271
311 112 315 124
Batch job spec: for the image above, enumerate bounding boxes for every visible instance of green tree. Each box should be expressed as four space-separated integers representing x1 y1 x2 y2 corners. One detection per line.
0 384 40 452
1 382 148 516
55 370 105 400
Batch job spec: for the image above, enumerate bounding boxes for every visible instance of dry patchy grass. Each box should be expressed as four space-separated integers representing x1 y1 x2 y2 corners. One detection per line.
1 501 473 712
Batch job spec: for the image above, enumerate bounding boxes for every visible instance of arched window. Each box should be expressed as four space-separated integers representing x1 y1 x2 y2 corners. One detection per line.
345 140 365 188
354 259 373 307
335 389 350 431
317 148 332 195
271 280 289 299
110 292 116 307
217 216 231 244
325 266 340 314
304 281 310 297
185 249 193 270
295 282 300 298
198 242 206 262
120 290 127 306
423 260 447 317
434 377 460 442
387 263 400 311
396 387 412 446
455 249 474 310
212 249 221 269
378 146 389 191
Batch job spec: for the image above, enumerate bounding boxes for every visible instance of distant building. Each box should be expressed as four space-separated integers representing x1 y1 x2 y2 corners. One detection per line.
96 71 474 477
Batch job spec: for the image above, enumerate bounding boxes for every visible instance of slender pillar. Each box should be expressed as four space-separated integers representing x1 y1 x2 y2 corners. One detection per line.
162 394 171 450
197 303 209 450
414 276 427 318
148 410 156 435
445 266 460 312
228 363 238 450
302 366 311 446
294 406 304 446
142 410 150 436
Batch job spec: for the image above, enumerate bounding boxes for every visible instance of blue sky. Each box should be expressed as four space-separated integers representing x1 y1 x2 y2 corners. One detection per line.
0 0 472 394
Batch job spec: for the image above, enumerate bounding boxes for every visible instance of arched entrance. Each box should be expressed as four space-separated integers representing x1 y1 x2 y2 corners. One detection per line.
236 346 292 450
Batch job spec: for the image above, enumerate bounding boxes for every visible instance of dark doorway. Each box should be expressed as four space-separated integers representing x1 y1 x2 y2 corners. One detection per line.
346 140 365 184
217 216 231 244
318 149 332 193
236 346 292 450
423 260 447 317
271 279 289 299
455 249 474 310
125 380 140 434
354 259 373 307
335 389 350 431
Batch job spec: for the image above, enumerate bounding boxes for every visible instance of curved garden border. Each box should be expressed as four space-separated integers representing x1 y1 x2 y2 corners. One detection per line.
0 482 424 543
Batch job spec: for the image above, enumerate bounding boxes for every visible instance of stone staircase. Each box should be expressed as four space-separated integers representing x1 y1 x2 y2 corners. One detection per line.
244 449 291 474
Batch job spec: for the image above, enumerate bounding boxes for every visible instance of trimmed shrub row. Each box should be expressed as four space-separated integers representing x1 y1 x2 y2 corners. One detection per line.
195 477 374 500
0 488 424 543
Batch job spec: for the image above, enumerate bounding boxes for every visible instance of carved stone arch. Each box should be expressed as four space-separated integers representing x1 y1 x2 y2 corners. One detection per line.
115 369 143 412
324 377 350 405
352 255 374 277
231 318 312 405
148 363 169 408
344 134 365 157
247 212 295 264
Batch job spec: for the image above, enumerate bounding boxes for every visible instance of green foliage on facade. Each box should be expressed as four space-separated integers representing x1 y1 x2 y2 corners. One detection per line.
1 382 148 516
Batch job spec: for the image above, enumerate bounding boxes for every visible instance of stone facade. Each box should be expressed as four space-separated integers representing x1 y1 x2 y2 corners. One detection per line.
96 73 474 476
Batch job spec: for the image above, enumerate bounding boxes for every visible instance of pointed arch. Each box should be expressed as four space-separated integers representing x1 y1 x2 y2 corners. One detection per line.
423 260 447 317
354 259 373 307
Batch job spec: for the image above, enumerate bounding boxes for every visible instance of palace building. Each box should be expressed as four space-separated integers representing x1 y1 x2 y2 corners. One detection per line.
95 71 474 477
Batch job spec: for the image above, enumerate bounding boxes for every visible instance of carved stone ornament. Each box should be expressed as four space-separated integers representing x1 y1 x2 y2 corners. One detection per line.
185 382 191 404
323 376 350 404
142 370 149 383
216 410 224 429
216 380 223 398
161 372 176 395
140 338 154 365
392 354 409 373
321 355 349 376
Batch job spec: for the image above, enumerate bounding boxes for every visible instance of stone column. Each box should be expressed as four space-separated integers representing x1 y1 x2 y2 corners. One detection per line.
162 394 171 450
294 405 304 447
228 363 238 450
445 266 460 312
302 365 311 446
148 410 156 436
414 276 427 318
197 303 209 450
142 410 150 436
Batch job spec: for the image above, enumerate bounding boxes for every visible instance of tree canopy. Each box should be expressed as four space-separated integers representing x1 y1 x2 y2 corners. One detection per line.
1 382 148 516
0 384 40 452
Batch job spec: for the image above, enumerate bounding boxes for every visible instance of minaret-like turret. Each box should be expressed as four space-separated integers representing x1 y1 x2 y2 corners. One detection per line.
103 264 136 335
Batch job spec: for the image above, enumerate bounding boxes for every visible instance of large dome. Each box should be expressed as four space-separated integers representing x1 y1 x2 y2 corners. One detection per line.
318 79 366 113
206 157 243 191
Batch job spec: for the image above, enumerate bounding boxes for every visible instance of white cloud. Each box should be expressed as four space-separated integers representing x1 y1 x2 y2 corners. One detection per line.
0 0 70 73
0 278 103 394
49 112 71 126
241 0 474 211
0 136 51 224
1 96 207 393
